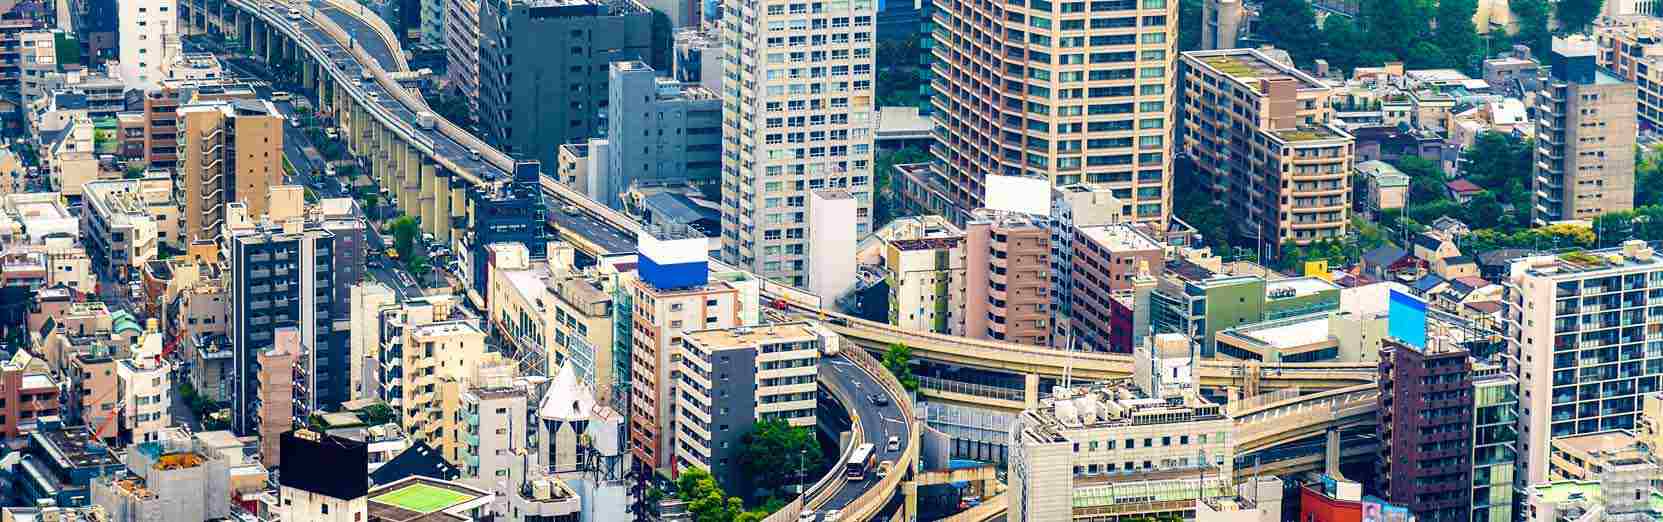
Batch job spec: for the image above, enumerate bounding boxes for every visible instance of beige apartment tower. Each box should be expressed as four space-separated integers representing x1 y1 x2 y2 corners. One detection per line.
1533 36 1637 225
178 99 283 246
719 0 878 286
1179 48 1353 249
929 0 1176 224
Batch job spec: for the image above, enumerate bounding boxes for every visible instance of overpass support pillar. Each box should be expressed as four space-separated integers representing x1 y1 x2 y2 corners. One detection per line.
400 143 421 219
420 159 440 236
449 177 468 236
433 171 453 244
1324 428 1341 477
1023 373 1040 409
903 481 918 522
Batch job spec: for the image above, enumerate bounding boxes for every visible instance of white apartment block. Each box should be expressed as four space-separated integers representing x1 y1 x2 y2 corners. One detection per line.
719 0 878 286
117 358 171 443
118 0 177 87
1504 240 1663 486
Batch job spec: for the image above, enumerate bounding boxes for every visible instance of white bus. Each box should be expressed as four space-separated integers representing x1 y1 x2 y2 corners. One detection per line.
845 443 877 481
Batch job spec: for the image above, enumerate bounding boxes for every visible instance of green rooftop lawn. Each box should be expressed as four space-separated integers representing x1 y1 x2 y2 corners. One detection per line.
372 484 473 514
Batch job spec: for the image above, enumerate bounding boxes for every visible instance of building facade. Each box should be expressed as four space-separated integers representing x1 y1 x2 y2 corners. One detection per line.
1377 338 1473 522
1505 240 1663 485
1532 36 1637 224
674 323 822 491
477 0 654 171
719 0 878 285
118 0 176 87
1179 48 1353 249
963 210 1052 346
928 0 1175 224
178 100 283 246
604 61 722 208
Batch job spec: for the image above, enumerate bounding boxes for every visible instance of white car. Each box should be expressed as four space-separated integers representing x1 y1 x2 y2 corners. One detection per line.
886 435 900 452
822 510 841 522
797 510 817 522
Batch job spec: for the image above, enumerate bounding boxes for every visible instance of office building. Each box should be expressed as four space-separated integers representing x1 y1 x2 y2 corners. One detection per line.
420 0 445 48
1008 381 1233 522
460 171 549 304
1533 36 1637 224
12 422 125 507
178 99 283 246
1471 359 1518 522
928 0 1175 225
674 323 823 490
963 210 1052 346
604 61 722 208
1505 240 1663 485
1377 337 1472 522
628 232 749 472
718 0 878 286
444 0 481 112
477 0 654 171
1150 265 1340 357
1180 48 1353 249
118 0 176 87
485 243 620 387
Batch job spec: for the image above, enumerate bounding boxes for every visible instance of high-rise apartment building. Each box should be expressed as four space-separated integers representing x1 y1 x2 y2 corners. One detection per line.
443 0 481 112
719 0 878 286
118 0 176 87
604 61 722 208
1179 48 1353 249
1504 240 1663 485
964 210 1052 346
1533 36 1636 225
876 215 967 335
227 196 362 435
420 0 446 48
178 99 283 246
928 0 1175 224
673 323 822 490
627 233 750 473
477 0 654 171
1377 337 1473 522
1199 0 1243 50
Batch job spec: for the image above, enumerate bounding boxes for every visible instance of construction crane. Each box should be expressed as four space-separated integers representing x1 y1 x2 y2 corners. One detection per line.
93 399 125 440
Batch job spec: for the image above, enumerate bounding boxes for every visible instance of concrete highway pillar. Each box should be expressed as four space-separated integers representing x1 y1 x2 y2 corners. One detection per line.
420 162 439 235
400 145 420 218
1023 373 1040 409
433 171 453 244
450 177 468 228
1324 427 1341 477
903 481 918 522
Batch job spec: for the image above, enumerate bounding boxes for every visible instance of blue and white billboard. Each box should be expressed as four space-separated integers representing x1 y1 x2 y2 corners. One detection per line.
638 232 708 290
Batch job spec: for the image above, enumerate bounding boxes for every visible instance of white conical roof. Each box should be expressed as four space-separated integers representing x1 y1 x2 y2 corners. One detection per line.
539 362 597 422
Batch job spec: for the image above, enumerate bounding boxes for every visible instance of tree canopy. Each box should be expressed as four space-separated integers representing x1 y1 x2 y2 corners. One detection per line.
741 420 825 497
882 342 919 392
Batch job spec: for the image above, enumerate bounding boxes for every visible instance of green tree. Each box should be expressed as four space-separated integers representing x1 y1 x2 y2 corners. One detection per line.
1319 16 1367 74
882 342 919 392
1394 156 1449 205
1256 0 1322 64
1466 191 1507 231
1556 0 1604 33
675 468 745 522
1435 0 1480 70
390 216 420 262
1511 0 1553 54
1360 0 1426 61
361 403 397 425
874 147 930 224
741 420 824 497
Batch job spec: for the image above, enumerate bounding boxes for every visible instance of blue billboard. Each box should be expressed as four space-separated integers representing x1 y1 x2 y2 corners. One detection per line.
1388 289 1428 350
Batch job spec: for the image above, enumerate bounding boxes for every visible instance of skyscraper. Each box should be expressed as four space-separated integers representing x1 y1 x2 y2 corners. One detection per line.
928 0 1176 225
719 0 878 286
1533 35 1637 225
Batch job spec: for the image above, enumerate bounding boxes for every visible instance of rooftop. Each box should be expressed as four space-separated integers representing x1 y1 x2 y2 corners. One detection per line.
1185 48 1326 91
1265 277 1338 300
367 477 492 522
684 323 819 350
1077 224 1162 252
38 426 120 469
1221 313 1335 350
1021 380 1225 441
1272 124 1350 143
